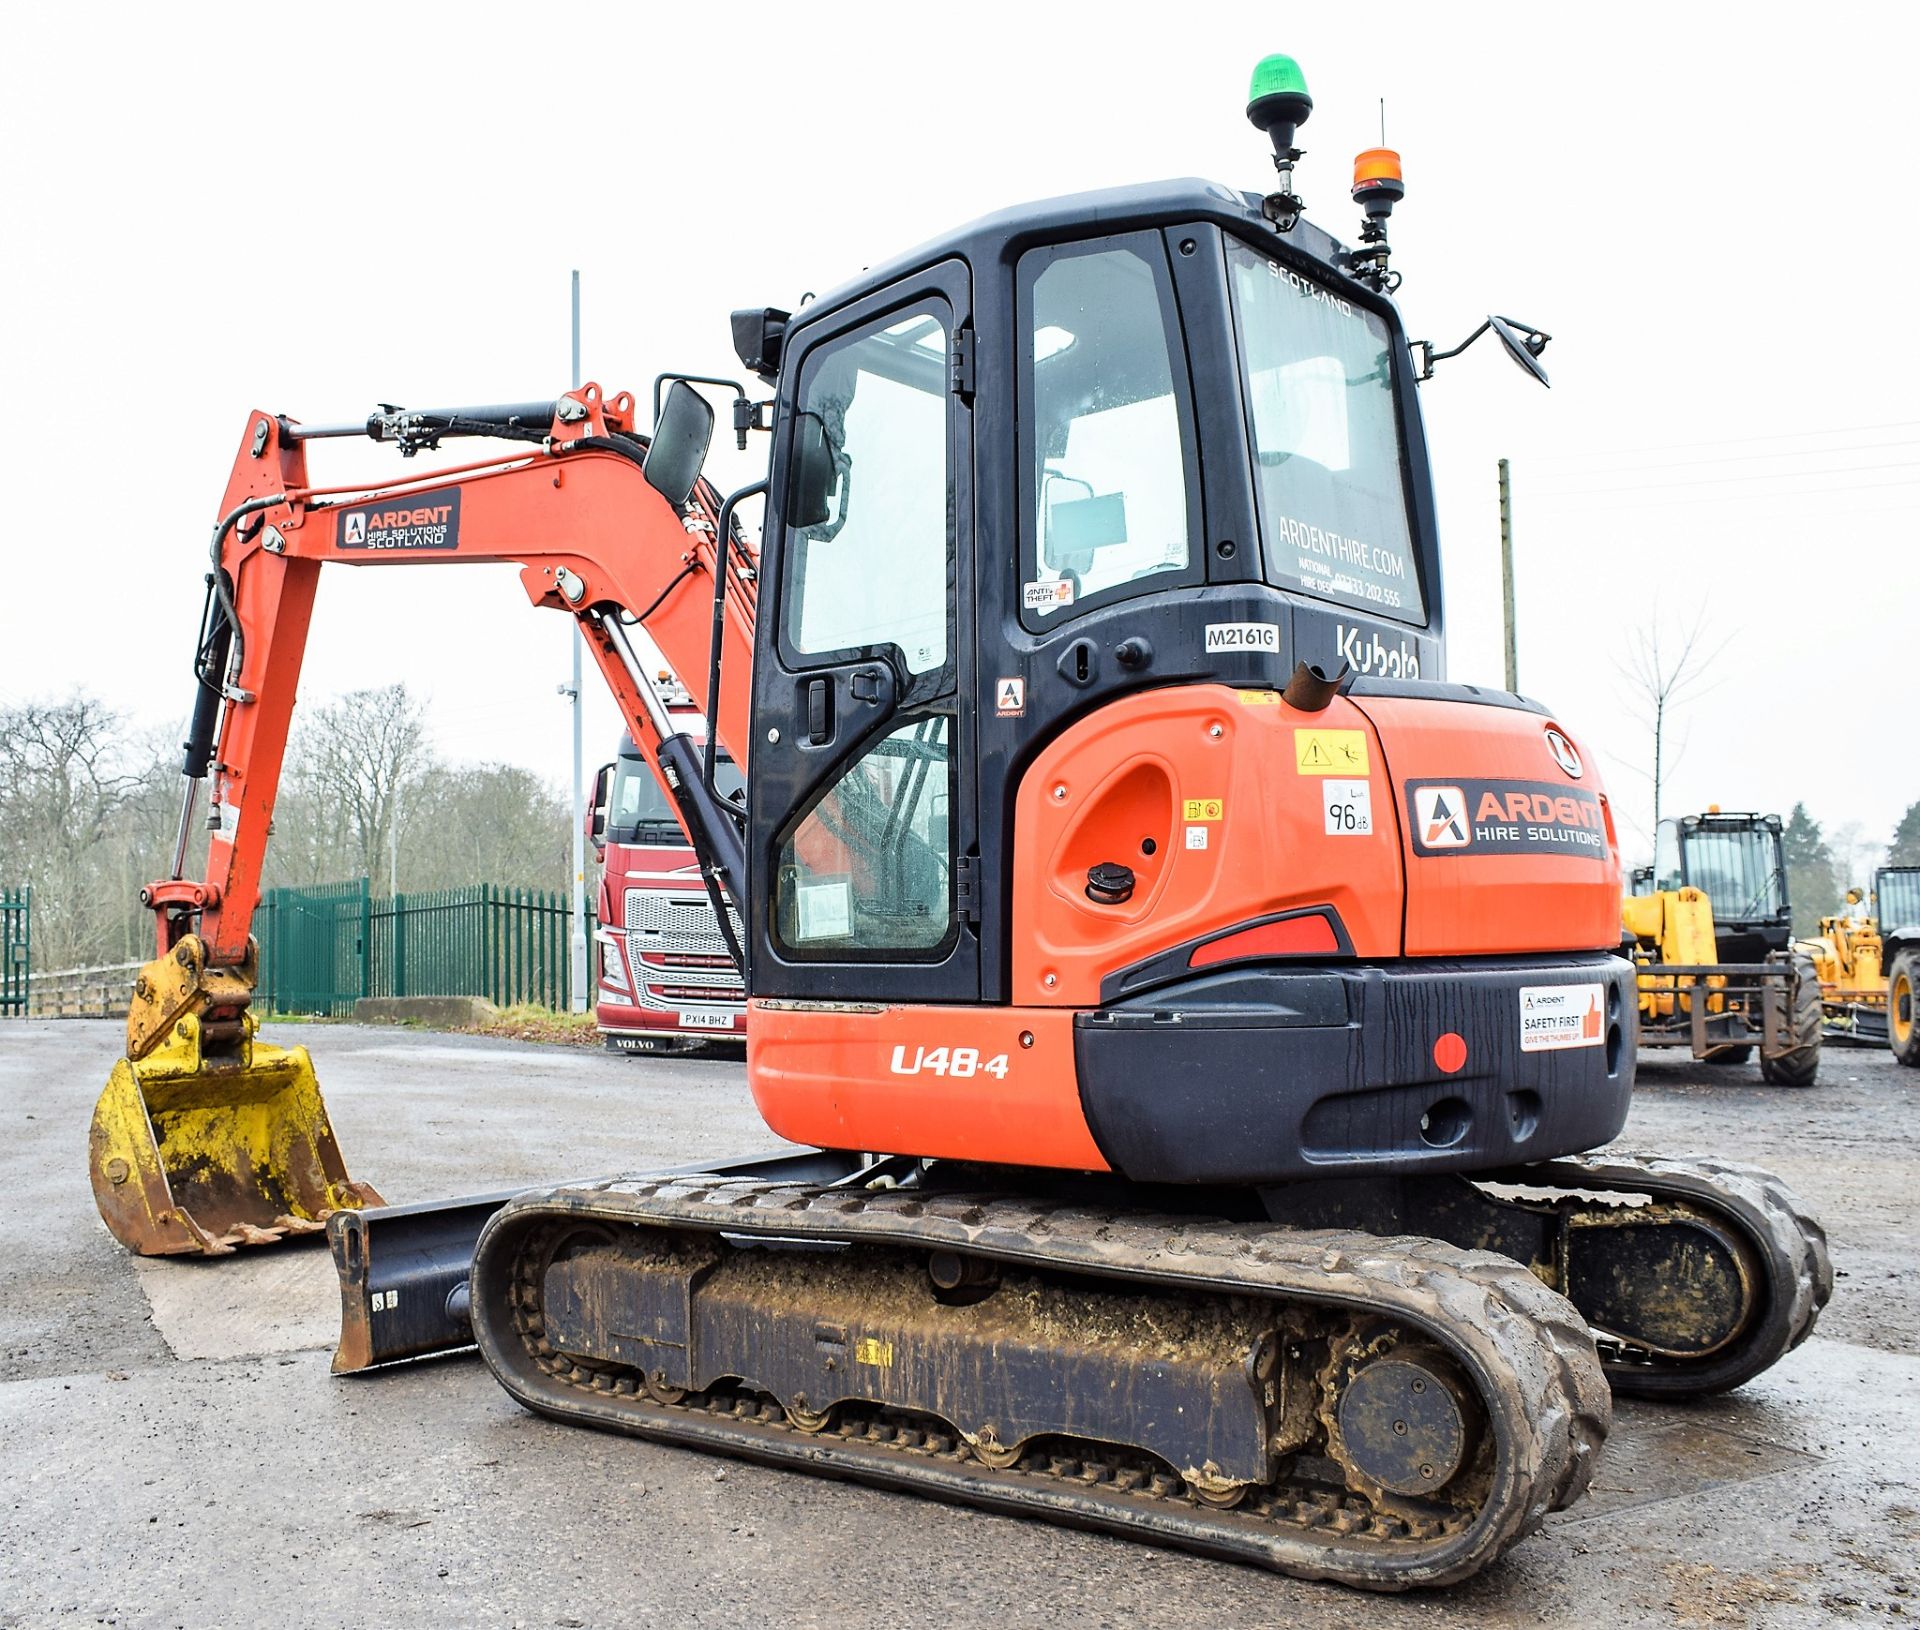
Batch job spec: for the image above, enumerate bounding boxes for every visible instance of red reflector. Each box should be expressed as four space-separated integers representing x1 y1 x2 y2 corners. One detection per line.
1433 1032 1468 1074
1189 913 1339 970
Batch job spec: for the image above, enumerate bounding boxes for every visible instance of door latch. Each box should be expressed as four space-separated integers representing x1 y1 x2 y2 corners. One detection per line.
805 678 832 745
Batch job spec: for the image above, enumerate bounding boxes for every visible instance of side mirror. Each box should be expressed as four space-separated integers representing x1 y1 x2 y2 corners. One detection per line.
642 381 715 508
787 409 841 532
1487 315 1551 388
587 760 613 858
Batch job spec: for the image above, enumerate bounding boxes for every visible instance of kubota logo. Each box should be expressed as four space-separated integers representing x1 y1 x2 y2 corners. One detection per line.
1334 623 1421 679
1545 727 1583 779
1414 786 1470 848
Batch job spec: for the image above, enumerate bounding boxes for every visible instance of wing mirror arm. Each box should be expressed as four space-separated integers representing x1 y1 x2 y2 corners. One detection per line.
1413 316 1552 387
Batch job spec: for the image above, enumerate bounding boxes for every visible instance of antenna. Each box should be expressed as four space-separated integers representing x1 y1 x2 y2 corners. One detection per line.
1380 99 1386 146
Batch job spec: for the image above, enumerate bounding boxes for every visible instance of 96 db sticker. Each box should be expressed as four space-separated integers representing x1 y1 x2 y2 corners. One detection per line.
1322 779 1372 835
1519 984 1605 1052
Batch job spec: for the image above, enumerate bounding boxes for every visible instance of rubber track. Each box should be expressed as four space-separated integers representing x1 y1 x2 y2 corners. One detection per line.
1515 1154 1832 1398
471 1177 1611 1590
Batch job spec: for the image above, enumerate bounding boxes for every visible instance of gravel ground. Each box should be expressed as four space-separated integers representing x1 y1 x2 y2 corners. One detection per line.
1 1020 1915 1629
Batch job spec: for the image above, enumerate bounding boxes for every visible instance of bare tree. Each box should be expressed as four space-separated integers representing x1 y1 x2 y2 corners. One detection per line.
280 685 436 887
1826 820 1886 896
399 762 571 893
1617 610 1727 831
0 696 153 969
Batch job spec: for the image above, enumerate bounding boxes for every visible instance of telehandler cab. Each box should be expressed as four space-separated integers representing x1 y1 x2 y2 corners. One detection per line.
92 56 1830 1589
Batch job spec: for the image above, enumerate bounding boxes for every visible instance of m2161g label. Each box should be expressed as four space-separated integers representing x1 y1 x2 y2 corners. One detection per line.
1204 622 1281 653
1406 779 1608 858
337 488 462 551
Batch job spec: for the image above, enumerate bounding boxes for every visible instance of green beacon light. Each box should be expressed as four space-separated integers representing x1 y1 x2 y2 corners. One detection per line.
1246 54 1313 154
1246 54 1313 231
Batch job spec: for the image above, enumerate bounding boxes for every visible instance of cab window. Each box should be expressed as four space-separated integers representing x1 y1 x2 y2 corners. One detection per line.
1020 237 1197 622
783 304 951 676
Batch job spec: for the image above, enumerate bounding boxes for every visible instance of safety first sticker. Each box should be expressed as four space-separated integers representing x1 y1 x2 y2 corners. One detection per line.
1294 728 1370 776
1407 779 1608 859
1519 984 1606 1052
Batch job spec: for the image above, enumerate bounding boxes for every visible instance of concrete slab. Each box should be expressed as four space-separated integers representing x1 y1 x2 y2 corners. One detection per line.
131 1241 341 1362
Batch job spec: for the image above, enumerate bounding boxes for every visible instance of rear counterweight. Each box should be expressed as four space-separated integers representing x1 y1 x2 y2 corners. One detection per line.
1074 954 1634 1185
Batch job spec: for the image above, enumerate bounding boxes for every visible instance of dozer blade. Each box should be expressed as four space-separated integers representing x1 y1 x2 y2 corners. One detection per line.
88 934 382 1256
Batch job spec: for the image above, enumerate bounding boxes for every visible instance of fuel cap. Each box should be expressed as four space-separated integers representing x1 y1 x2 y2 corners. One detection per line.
1086 862 1136 905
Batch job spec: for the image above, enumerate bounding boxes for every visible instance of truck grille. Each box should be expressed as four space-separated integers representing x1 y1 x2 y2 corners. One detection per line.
623 888 744 1006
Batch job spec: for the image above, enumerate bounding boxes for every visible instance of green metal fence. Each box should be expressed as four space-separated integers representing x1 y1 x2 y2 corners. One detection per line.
1 887 27 1017
259 880 570 1017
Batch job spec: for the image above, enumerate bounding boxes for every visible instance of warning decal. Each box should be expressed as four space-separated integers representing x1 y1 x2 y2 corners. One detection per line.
338 488 462 552
1405 778 1608 859
1294 728 1370 776
1182 798 1224 822
1519 983 1606 1052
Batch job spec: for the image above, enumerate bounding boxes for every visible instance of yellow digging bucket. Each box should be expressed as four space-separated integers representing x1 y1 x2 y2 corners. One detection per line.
88 937 383 1256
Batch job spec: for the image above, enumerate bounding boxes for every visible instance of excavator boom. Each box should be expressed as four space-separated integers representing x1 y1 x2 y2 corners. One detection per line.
92 382 758 1253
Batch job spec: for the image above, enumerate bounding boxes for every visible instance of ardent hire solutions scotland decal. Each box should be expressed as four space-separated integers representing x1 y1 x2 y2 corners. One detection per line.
1405 779 1608 858
338 488 463 551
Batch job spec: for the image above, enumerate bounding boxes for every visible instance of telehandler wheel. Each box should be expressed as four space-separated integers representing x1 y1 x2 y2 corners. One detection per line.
1702 1045 1753 1066
1890 951 1920 1068
1760 954 1822 1087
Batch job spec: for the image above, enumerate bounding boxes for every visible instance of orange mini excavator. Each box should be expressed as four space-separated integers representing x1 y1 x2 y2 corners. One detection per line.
92 57 1828 1589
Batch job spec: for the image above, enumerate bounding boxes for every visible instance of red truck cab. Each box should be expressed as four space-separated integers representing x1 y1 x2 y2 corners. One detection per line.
589 713 747 1055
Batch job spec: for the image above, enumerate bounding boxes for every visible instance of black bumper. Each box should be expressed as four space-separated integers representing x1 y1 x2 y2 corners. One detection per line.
1075 954 1634 1185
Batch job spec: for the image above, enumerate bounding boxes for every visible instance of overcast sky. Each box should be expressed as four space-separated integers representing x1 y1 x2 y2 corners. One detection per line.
2 2 1912 873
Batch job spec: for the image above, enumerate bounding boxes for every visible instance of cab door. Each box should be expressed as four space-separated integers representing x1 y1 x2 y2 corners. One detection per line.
748 261 978 1004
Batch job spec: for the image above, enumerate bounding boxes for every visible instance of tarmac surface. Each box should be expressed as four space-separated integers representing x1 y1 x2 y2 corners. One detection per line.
2 1020 1916 1629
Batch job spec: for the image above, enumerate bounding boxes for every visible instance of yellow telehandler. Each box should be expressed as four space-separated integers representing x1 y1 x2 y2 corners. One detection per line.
1621 812 1821 1085
1800 865 1920 1062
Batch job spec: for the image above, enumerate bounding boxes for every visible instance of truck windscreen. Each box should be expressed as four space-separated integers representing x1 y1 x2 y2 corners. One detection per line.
1225 239 1423 622
609 753 745 845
